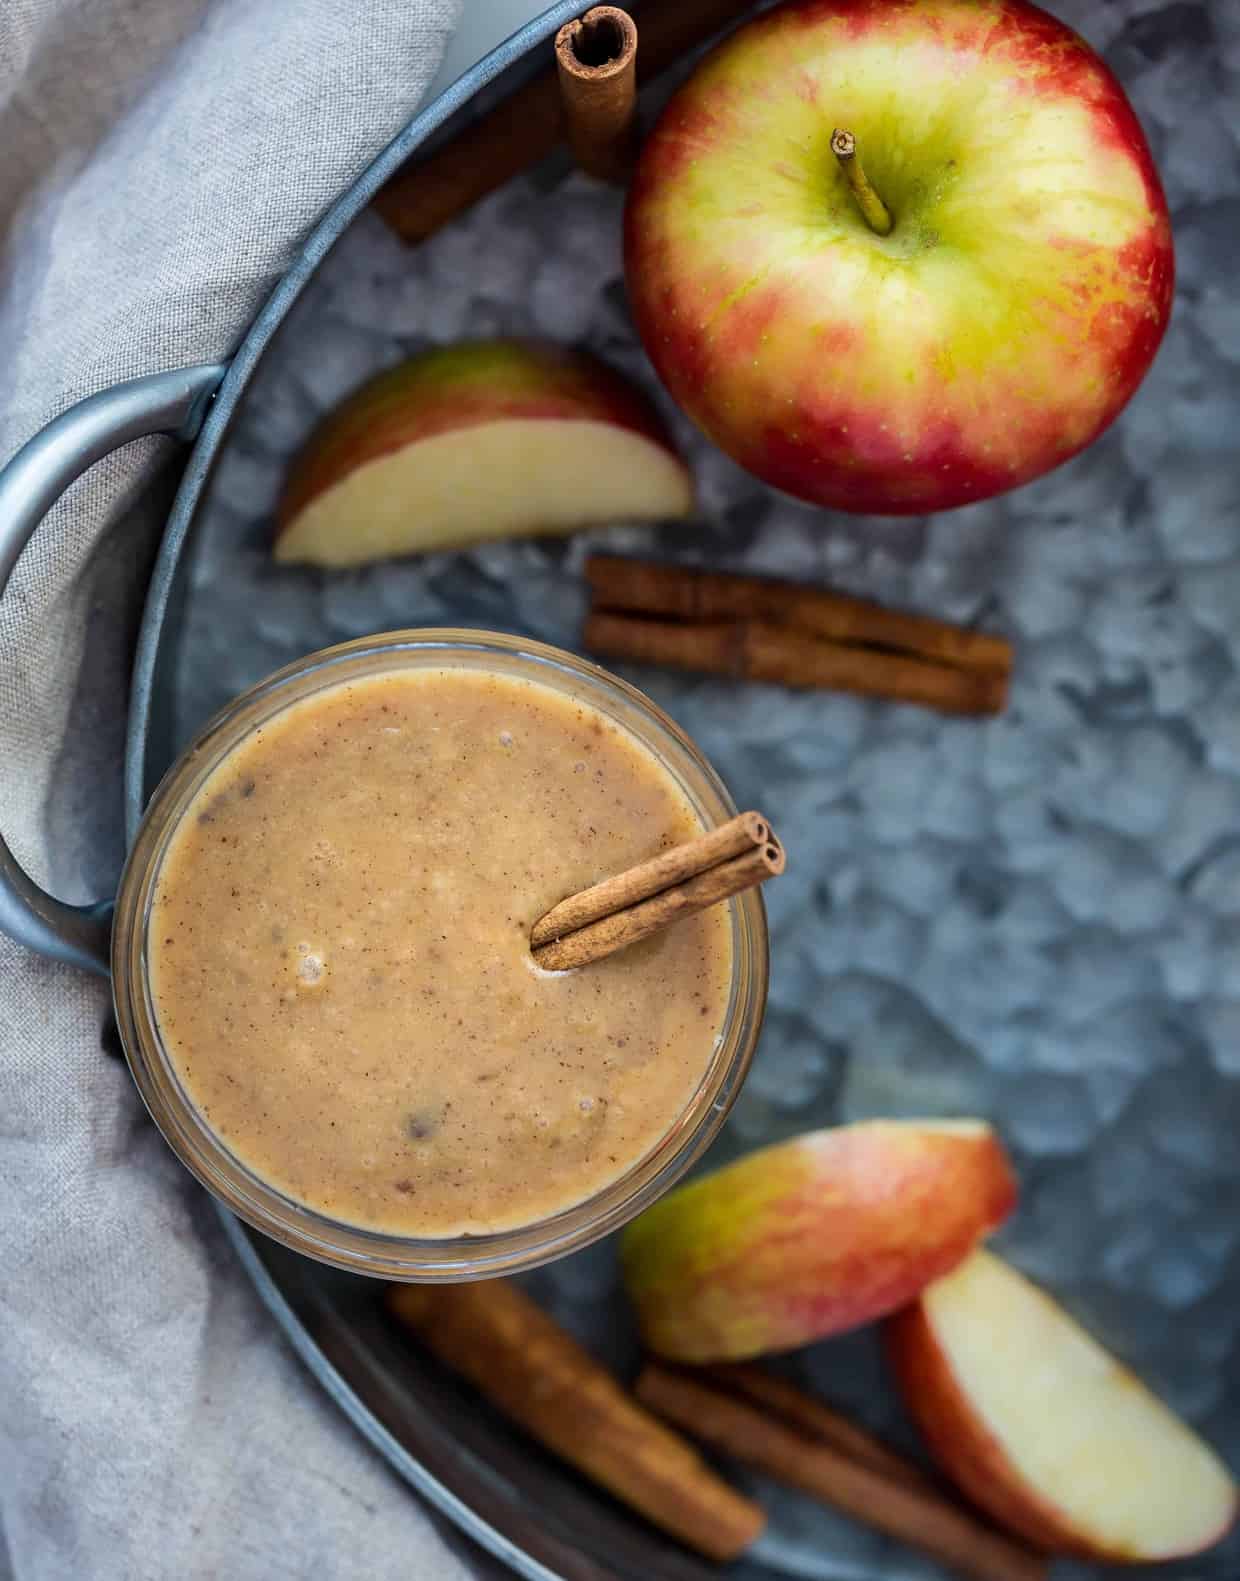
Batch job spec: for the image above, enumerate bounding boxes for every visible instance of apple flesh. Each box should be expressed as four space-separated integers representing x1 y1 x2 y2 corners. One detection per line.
621 1119 1017 1362
275 339 692 566
624 0 1174 515
886 1249 1238 1560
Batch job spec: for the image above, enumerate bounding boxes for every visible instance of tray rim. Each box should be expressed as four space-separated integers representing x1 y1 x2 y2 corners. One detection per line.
213 1204 564 1581
125 6 613 1578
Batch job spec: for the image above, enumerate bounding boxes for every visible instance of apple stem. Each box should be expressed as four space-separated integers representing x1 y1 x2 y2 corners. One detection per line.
831 129 893 237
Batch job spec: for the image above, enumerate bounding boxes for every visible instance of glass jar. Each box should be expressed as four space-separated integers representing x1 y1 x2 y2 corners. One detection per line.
111 630 769 1280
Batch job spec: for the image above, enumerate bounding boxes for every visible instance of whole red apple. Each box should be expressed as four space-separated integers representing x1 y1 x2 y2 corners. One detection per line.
624 0 1174 515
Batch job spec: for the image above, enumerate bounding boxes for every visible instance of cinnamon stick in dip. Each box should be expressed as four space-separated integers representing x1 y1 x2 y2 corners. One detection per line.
148 665 734 1237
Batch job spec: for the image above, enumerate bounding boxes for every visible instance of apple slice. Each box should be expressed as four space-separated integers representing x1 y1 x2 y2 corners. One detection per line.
274 339 692 566
621 1119 1017 1363
886 1249 1238 1561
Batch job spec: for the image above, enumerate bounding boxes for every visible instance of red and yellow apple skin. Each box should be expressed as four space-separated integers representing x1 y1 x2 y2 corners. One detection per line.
624 0 1174 515
275 339 693 565
620 1120 1017 1363
886 1251 1239 1561
279 340 677 528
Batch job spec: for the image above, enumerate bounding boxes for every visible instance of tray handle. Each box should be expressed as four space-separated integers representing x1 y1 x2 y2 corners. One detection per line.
0 363 227 975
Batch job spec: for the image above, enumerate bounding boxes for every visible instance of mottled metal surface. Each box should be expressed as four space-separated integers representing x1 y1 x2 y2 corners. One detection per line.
161 2 1238 1575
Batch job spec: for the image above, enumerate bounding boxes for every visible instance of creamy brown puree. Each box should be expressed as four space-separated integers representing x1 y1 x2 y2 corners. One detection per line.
148 667 732 1236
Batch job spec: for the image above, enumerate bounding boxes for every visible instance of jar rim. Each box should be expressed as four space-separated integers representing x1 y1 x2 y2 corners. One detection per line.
112 629 769 1280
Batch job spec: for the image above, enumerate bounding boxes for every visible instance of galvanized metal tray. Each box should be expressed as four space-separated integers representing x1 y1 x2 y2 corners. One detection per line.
121 3 1240 1577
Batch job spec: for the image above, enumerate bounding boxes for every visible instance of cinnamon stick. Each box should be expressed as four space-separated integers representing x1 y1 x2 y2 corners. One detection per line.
386 1282 765 1561
531 835 784 972
531 809 772 947
587 555 1012 676
585 611 1010 717
704 1363 935 1493
372 0 757 243
555 7 638 183
636 1365 1048 1581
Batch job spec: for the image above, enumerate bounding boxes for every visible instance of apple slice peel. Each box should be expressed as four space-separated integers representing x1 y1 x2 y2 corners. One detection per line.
621 1118 1018 1363
886 1249 1238 1561
275 339 693 567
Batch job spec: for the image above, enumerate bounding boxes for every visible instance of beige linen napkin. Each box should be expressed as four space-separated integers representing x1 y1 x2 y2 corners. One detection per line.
0 2 498 1576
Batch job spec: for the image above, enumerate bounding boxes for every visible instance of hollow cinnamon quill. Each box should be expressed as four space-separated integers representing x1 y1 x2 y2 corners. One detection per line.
531 809 772 946
703 1363 936 1492
587 554 1012 676
386 1281 765 1561
373 0 758 243
531 814 783 971
555 7 638 182
585 611 1009 717
636 1365 1047 1581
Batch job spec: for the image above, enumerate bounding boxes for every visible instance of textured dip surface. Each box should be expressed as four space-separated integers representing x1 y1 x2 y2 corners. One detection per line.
149 668 731 1236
